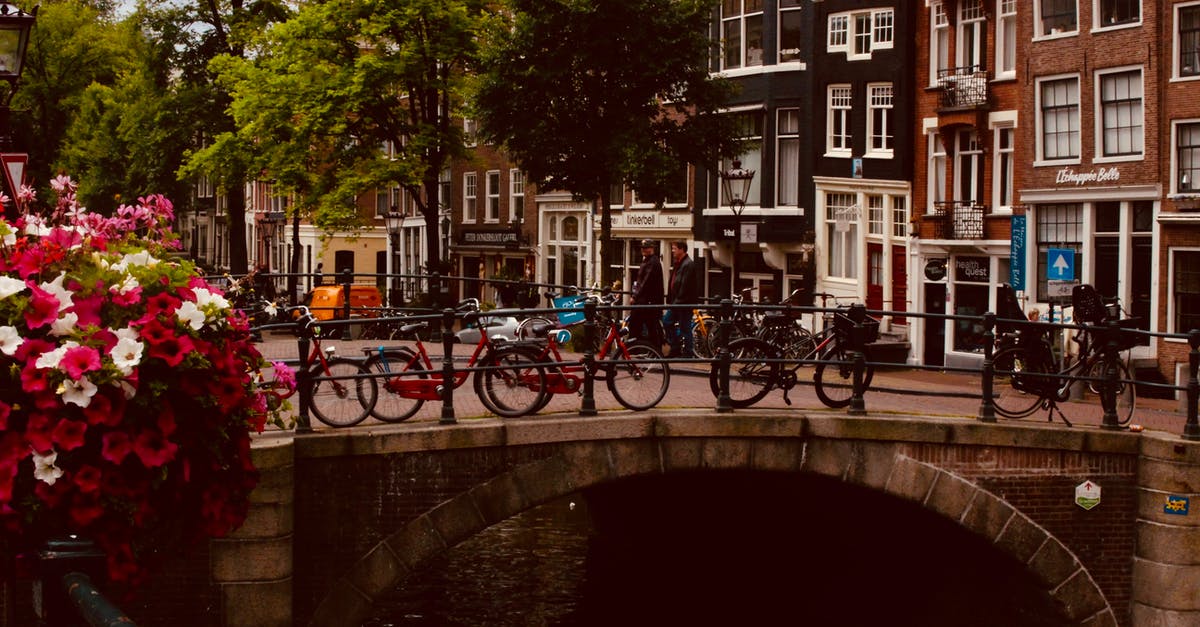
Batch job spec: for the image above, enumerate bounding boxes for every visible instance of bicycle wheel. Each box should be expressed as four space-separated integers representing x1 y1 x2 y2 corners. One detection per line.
605 341 669 411
692 317 716 358
517 317 555 341
990 346 1048 419
759 323 815 363
474 347 546 418
363 348 426 422
813 344 876 409
1094 359 1135 425
708 337 779 408
308 358 376 427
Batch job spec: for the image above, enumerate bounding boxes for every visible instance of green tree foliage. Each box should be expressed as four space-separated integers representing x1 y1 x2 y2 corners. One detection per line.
474 0 745 283
201 0 489 266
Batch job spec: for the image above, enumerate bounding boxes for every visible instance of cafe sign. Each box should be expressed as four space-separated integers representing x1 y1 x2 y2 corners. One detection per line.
1055 166 1120 186
609 210 693 231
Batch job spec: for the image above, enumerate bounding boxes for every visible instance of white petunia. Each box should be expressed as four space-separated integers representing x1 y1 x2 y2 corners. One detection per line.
110 337 144 375
60 376 98 408
0 276 25 299
39 273 74 312
193 287 230 311
111 326 139 342
112 274 139 295
32 449 64 486
116 379 137 400
121 250 158 268
0 325 22 356
175 301 205 330
49 312 79 337
34 344 69 370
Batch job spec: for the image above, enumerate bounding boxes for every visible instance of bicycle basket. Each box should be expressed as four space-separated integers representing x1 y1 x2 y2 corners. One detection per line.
833 310 881 343
1113 317 1143 351
552 295 586 326
1071 284 1106 325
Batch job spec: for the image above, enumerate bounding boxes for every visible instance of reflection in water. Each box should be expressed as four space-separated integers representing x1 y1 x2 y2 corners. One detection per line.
366 473 1072 627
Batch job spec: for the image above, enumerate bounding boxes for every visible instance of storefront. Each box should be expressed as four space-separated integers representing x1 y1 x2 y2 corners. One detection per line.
536 194 593 294
605 209 696 298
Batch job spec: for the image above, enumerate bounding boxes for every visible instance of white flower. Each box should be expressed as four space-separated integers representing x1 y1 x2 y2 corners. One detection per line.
32 449 64 486
112 274 139 296
60 376 98 408
35 344 69 370
116 379 137 400
0 325 22 356
176 301 205 330
110 336 144 375
39 272 73 312
264 301 278 317
50 312 79 337
121 250 158 268
23 215 50 237
111 326 139 342
0 276 25 299
193 287 230 311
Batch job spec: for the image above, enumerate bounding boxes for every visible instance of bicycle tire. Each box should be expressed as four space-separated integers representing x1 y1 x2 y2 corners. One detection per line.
605 340 669 411
692 317 716 358
474 347 546 418
813 344 876 409
516 317 555 341
363 347 426 422
308 358 376 427
708 337 779 408
990 346 1048 419
1094 359 1136 425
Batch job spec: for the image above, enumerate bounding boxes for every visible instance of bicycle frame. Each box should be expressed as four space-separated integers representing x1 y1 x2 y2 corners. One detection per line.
517 320 627 395
377 325 497 400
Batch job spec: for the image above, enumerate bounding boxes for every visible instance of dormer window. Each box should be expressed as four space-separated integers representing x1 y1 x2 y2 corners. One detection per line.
827 8 894 60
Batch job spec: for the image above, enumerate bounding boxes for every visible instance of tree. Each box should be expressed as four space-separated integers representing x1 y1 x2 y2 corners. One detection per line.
473 0 745 285
201 0 489 289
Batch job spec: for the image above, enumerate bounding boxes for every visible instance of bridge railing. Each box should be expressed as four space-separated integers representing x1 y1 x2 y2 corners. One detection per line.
242 272 1200 441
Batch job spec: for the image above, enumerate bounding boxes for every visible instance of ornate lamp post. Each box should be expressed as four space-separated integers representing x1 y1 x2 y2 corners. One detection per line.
720 158 755 298
0 2 36 222
385 208 403 306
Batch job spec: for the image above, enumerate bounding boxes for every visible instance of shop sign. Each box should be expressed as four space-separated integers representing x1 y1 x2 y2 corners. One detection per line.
614 211 693 230
1010 215 1025 290
462 230 518 245
1055 166 1120 186
924 259 947 281
953 256 989 282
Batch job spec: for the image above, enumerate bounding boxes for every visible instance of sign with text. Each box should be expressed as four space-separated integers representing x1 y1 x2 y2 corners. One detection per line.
954 256 990 283
1075 480 1101 510
1010 214 1026 290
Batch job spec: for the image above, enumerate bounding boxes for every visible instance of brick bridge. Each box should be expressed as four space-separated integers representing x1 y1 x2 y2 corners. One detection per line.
136 410 1198 626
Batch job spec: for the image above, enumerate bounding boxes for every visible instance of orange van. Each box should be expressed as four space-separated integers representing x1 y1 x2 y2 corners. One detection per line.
306 285 383 321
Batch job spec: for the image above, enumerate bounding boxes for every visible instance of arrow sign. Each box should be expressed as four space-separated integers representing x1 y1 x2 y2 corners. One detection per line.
0 153 26 206
1047 248 1075 281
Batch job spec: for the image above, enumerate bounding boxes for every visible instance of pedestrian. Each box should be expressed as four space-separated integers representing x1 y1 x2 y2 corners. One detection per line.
663 241 699 358
629 239 664 347
314 262 325 286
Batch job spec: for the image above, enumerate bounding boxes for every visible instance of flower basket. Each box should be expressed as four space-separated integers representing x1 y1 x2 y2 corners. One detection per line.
0 178 292 591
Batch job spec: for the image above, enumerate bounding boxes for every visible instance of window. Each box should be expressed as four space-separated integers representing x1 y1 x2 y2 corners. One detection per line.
827 85 852 156
930 3 951 85
509 169 525 222
375 187 391 216
929 132 947 207
1174 251 1200 332
825 193 858 279
1035 204 1083 302
958 0 986 70
1039 76 1080 161
722 0 763 69
956 130 983 203
1097 0 1139 28
1098 69 1143 158
1039 0 1077 36
778 0 802 63
892 196 908 238
994 127 1015 211
867 83 894 156
777 108 800 206
486 171 501 221
867 195 884 235
463 119 478 147
997 0 1017 78
1179 5 1200 77
722 111 763 206
827 9 894 59
464 172 477 222
1176 121 1200 194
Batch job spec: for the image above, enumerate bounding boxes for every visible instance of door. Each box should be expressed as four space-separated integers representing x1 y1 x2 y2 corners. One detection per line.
867 243 884 311
891 245 907 324
924 283 946 366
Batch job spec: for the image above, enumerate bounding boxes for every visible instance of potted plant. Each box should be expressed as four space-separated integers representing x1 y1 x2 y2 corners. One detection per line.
0 177 292 591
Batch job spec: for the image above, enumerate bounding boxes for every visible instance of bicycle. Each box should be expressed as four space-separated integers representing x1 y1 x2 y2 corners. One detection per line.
991 284 1137 425
359 298 547 421
256 306 378 428
509 291 670 412
709 300 878 409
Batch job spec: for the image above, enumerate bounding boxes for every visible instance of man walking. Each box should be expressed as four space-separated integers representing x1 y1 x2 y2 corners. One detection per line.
663 241 698 357
629 239 664 347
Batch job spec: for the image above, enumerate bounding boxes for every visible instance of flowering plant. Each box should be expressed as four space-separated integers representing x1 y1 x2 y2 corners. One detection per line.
0 177 293 588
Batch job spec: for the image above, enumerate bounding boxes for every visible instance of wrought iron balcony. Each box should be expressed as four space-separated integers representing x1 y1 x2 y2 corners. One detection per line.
930 201 987 240
937 66 989 110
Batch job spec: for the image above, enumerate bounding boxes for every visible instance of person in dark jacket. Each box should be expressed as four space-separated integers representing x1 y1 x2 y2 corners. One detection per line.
663 241 698 357
629 239 664 347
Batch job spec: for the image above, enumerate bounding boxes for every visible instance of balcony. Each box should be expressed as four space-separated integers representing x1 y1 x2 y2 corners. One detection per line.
929 201 986 240
937 66 989 110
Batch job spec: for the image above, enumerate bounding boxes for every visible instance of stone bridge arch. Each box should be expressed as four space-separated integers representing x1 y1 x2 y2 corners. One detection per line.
305 419 1116 627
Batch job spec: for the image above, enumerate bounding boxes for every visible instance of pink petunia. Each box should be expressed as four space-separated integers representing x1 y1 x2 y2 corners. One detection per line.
0 401 8 430
82 392 124 427
23 285 61 330
101 431 132 465
51 418 87 451
72 465 102 493
132 428 177 468
145 334 195 368
59 345 101 379
23 413 55 454
69 292 104 328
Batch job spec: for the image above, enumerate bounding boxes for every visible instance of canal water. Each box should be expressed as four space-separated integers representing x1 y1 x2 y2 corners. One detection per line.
364 473 1072 626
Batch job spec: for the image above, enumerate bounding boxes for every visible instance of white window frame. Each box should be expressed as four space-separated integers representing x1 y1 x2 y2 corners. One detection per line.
1093 0 1141 31
992 124 1016 214
1169 247 1200 335
485 170 501 222
827 9 894 60
1035 0 1078 38
927 129 947 209
1035 74 1081 165
824 192 859 280
957 0 986 71
777 108 800 207
826 84 853 158
955 130 983 204
1094 66 1144 162
463 172 477 222
721 0 764 70
866 83 894 158
1175 2 1200 81
996 0 1017 80
929 3 951 87
778 0 803 63
1172 118 1200 195
891 196 908 239
509 169 525 222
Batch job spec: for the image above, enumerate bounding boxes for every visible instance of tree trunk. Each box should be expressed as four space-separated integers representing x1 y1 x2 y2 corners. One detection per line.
227 176 248 275
288 211 301 306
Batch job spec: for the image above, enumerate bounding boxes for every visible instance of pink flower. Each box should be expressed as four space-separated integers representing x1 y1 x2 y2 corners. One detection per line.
132 429 177 468
72 464 102 493
52 418 87 451
23 285 61 330
101 432 132 465
60 345 101 379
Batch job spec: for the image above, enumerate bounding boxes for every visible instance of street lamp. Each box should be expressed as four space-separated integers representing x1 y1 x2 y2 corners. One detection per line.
720 158 755 298
0 2 35 221
440 213 451 262
384 208 403 306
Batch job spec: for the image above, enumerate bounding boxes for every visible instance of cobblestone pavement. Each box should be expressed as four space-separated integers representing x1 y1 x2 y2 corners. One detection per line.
254 331 1194 438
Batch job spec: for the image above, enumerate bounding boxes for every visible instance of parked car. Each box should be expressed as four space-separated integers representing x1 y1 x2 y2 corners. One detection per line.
454 314 521 344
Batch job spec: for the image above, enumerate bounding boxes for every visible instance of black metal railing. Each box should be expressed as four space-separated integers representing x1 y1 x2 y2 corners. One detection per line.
930 201 987 239
937 66 989 109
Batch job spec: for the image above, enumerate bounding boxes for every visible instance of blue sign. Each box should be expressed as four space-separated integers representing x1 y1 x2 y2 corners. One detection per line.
1165 495 1190 516
1010 215 1025 290
1047 248 1075 281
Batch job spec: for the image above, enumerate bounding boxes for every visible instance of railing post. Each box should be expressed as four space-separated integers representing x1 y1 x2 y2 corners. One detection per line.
847 303 867 415
715 298 733 413
340 268 353 341
978 312 997 422
295 330 313 434
34 536 111 627
439 308 457 425
1099 317 1122 430
1185 330 1200 440
579 299 598 416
